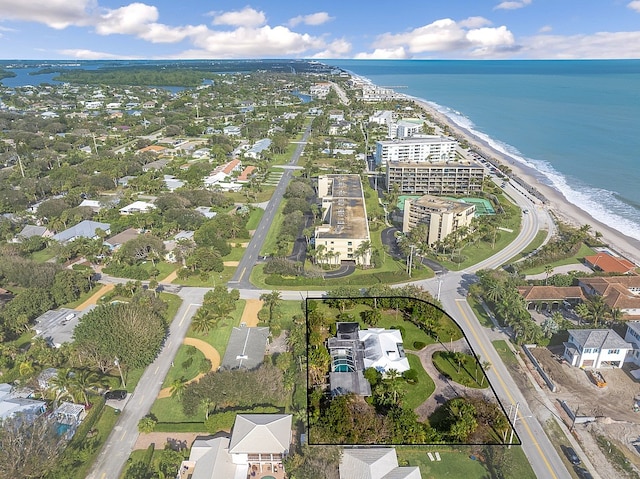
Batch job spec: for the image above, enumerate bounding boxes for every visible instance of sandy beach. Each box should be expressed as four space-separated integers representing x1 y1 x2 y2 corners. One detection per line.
408 97 640 266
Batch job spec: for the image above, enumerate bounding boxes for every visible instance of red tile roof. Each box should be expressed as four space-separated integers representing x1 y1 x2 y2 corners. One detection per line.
584 253 636 274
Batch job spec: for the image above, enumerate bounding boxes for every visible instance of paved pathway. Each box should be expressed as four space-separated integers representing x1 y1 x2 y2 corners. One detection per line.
74 283 114 311
411 339 489 420
157 337 220 399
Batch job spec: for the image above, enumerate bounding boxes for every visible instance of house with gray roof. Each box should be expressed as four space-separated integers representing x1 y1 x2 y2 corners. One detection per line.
52 220 110 243
178 414 292 479
15 224 53 242
0 383 46 421
33 306 95 348
563 329 632 368
220 326 269 371
340 448 422 479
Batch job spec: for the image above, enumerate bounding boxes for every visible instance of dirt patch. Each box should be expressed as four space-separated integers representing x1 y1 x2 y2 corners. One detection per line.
529 346 640 477
223 261 239 267
133 432 204 451
74 283 114 311
157 337 220 399
160 269 178 283
240 299 263 327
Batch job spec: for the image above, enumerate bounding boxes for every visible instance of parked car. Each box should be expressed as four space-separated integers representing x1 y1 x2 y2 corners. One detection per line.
562 445 581 465
573 466 593 479
105 390 127 400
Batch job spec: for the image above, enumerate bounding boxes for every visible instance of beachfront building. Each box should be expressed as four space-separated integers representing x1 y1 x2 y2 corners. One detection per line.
314 174 371 267
391 119 424 139
387 160 484 196
375 136 457 166
562 329 631 369
579 276 640 320
402 195 476 246
623 322 640 367
368 110 394 125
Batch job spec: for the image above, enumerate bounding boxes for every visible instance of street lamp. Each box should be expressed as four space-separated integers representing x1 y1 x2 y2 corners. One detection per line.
506 402 532 448
114 357 126 388
436 273 445 301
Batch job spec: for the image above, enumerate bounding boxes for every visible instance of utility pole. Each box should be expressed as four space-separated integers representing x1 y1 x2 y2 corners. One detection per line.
114 357 126 388
407 244 415 277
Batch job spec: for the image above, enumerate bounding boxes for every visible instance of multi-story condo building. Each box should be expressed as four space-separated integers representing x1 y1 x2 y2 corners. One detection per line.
314 175 371 266
387 160 485 196
374 136 457 166
402 195 476 246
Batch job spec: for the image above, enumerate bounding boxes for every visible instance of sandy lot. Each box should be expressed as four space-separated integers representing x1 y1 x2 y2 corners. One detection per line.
240 299 263 327
74 283 114 311
528 346 640 477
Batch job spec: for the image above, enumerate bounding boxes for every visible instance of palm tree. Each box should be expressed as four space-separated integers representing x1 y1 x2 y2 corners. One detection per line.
49 368 74 407
480 360 491 386
70 369 102 405
607 307 624 325
260 290 282 324
544 265 553 285
191 309 218 335
452 351 466 374
169 378 186 399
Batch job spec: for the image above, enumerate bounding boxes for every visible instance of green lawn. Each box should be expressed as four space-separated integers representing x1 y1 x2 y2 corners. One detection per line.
403 353 436 410
272 300 305 330
150 396 203 425
492 340 519 368
187 299 246 359
245 207 265 230
172 266 235 287
467 295 496 329
396 447 490 478
432 351 488 389
376 310 436 349
30 247 57 263
260 200 286 256
507 230 548 264
519 243 597 275
223 246 247 262
161 344 206 388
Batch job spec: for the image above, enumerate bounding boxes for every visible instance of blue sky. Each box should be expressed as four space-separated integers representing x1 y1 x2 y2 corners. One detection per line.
1 0 640 60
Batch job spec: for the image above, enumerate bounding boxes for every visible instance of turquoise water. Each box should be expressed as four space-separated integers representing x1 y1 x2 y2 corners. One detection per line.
334 364 352 372
330 60 640 240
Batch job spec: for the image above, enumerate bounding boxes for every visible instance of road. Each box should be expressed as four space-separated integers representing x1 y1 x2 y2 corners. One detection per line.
86 287 208 479
228 124 312 289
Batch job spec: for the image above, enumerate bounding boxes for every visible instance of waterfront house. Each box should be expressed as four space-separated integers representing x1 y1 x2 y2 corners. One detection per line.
562 329 632 368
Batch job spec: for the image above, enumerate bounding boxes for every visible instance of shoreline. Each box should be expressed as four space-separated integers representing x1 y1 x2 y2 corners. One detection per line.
405 96 640 265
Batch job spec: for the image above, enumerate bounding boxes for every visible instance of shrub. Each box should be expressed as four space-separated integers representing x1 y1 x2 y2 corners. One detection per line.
403 369 418 383
413 341 426 350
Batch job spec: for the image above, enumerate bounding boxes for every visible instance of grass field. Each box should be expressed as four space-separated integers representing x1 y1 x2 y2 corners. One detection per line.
519 243 597 275
30 247 57 263
492 340 520 368
245 207 264 230
467 295 496 329
396 447 489 477
432 351 488 389
161 344 206 388
186 299 246 359
171 266 235 287
506 229 548 264
404 353 436 410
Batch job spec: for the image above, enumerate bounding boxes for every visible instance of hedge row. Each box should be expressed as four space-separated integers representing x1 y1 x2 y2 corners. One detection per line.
264 271 414 287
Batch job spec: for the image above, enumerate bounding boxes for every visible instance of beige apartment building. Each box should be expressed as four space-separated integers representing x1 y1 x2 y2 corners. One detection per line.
403 195 476 246
387 160 484 196
314 175 371 266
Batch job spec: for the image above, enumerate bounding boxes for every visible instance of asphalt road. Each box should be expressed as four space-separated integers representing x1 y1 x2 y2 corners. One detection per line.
86 287 208 479
228 124 312 289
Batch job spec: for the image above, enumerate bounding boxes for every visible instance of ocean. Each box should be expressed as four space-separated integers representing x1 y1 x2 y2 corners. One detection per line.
329 60 640 241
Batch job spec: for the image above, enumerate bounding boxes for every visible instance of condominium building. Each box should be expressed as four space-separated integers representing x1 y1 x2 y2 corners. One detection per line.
314 174 371 266
374 136 457 166
387 161 485 196
403 195 476 246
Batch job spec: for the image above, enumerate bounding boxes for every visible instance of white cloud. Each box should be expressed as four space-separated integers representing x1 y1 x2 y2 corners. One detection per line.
0 0 94 29
539 25 552 33
628 1 640 13
57 48 137 59
189 25 325 58
311 38 352 58
138 23 208 43
369 18 516 58
95 3 158 35
494 0 532 10
522 31 640 59
459 17 492 29
211 7 266 28
289 12 333 27
355 47 408 59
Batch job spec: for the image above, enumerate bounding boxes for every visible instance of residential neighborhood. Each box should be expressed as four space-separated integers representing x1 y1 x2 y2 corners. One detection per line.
0 59 639 479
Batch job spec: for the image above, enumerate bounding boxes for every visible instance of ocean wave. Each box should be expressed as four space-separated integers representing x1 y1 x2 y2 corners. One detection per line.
423 98 640 240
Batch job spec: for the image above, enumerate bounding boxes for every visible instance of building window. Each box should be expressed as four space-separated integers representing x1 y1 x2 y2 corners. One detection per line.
347 241 352 246
608 349 620 354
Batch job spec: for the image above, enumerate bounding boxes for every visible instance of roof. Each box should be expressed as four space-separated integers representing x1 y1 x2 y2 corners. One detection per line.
567 329 632 350
18 225 48 239
105 227 140 248
579 277 640 311
220 326 269 371
237 165 256 181
340 448 422 479
517 286 585 302
315 174 370 240
119 201 156 214
359 328 410 374
228 414 292 454
189 437 242 479
33 307 95 347
52 220 110 242
585 253 636 274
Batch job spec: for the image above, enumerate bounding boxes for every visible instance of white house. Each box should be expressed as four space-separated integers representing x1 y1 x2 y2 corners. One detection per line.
178 414 292 479
340 448 422 479
223 125 242 136
0 383 46 421
624 322 640 367
119 201 156 215
359 328 410 374
563 329 632 369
